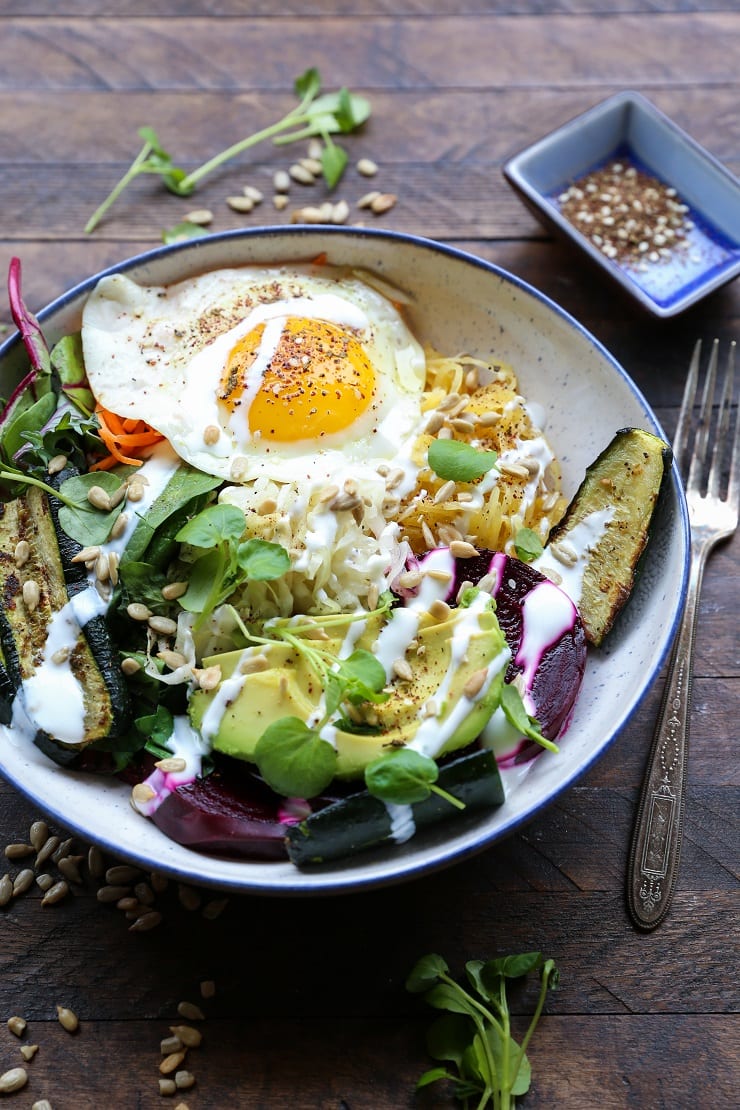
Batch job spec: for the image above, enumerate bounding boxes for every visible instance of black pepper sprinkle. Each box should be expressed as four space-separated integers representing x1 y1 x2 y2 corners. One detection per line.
558 159 694 268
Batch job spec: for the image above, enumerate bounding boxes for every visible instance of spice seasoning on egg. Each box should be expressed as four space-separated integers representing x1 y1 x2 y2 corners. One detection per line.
557 159 693 269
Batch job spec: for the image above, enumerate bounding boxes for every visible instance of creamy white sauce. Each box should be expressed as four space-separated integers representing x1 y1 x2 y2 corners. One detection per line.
533 506 615 606
134 714 210 816
515 582 577 707
385 801 416 844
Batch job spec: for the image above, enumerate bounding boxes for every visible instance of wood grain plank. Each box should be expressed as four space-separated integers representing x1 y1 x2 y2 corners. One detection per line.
0 15 738 92
0 1013 735 1109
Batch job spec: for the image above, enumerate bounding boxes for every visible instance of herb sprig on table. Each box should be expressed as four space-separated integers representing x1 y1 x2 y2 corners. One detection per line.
407 951 558 1109
84 67 371 233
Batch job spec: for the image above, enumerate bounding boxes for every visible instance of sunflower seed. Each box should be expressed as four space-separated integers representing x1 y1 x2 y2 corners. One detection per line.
86 485 112 511
357 190 381 209
162 580 188 601
159 1079 177 1096
7 1015 26 1037
56 1005 79 1033
148 615 178 637
13 869 35 896
433 480 456 504
392 657 413 681
449 540 479 559
200 980 216 999
356 157 378 177
0 1067 27 1093
463 668 488 698
35 836 60 868
4 843 33 860
156 756 187 774
22 580 40 611
13 540 30 567
47 452 68 475
170 1024 203 1048
97 884 132 903
129 909 163 933
36 873 54 892
370 192 396 214
161 1035 184 1055
127 602 152 621
185 209 213 225
175 1070 196 1090
88 844 106 877
202 897 229 921
273 193 289 210
21 1045 39 1062
227 195 254 213
110 511 129 539
428 599 452 622
243 184 263 203
121 656 142 676
28 820 48 851
289 163 315 185
273 169 291 193
41 880 70 906
0 874 14 906
160 1050 188 1075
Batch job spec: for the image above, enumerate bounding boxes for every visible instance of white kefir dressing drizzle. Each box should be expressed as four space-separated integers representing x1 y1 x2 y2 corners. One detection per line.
10 445 180 747
533 506 615 607
134 714 210 817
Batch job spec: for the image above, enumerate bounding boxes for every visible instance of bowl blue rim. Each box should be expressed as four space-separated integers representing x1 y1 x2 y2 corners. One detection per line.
0 226 691 895
502 89 740 318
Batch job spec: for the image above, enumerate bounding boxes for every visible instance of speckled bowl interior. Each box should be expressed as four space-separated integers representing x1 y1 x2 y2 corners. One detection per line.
0 227 689 895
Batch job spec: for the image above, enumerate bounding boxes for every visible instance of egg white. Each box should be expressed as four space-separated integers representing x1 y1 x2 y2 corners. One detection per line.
81 264 427 490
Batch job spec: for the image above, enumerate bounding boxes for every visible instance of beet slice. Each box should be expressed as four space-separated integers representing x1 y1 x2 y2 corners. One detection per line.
450 549 587 759
151 764 290 860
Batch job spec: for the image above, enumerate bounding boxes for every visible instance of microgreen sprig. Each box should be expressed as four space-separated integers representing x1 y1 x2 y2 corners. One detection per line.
175 502 290 627
364 748 466 811
407 951 559 1109
84 68 371 233
428 438 499 483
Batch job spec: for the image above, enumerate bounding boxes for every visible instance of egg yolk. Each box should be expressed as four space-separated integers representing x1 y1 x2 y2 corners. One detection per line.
218 317 376 443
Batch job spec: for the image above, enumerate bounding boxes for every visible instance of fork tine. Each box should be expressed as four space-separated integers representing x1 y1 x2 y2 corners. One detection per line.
718 340 739 509
673 338 702 470
687 338 719 492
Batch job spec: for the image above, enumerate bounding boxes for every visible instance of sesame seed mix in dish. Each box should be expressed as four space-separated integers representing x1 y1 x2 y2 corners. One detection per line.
0 257 668 867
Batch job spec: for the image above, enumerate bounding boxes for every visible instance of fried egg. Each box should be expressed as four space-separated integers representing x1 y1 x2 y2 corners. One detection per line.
81 264 427 489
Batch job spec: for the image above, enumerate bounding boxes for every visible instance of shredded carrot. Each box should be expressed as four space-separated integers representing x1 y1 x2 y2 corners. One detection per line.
91 403 166 470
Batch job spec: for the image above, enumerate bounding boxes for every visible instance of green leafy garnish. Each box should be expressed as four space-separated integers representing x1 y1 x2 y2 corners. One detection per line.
364 748 465 810
249 613 391 798
428 438 498 482
175 503 290 625
407 951 559 1109
85 68 371 233
56 470 130 546
162 221 210 245
500 684 558 754
254 717 337 798
513 527 544 563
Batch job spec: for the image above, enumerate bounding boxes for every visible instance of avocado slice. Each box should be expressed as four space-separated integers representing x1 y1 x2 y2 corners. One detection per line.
189 601 508 779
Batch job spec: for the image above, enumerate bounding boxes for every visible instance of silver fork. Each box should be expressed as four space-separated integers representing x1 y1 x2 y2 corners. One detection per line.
627 338 738 931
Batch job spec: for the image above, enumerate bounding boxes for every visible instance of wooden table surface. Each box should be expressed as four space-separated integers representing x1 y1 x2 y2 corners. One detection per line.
0 2 738 1107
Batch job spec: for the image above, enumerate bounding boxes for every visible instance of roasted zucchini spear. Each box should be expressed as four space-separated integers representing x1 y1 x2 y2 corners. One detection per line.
545 427 671 646
0 483 131 757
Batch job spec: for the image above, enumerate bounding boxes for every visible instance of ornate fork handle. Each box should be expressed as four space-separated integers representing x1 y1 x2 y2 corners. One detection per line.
626 539 708 930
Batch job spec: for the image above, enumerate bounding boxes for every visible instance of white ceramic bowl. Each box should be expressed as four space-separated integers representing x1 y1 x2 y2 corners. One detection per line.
0 228 689 895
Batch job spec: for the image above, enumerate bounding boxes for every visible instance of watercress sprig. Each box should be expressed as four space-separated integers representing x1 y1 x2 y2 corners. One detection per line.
84 68 371 233
428 438 499 482
407 951 559 1109
175 502 290 626
364 748 466 811
253 645 389 798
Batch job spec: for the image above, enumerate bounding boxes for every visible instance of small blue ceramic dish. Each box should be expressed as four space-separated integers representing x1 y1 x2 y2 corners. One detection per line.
503 90 740 318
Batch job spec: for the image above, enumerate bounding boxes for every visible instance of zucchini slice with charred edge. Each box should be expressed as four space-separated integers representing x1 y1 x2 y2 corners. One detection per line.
545 427 671 646
0 481 130 760
285 748 504 866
